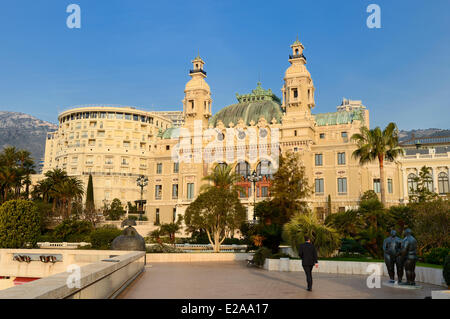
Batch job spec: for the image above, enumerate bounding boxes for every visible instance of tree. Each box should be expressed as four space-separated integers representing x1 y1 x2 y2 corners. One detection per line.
351 122 403 206
325 209 364 239
103 198 126 221
184 187 246 252
408 166 439 203
201 164 243 193
410 198 449 254
0 200 41 248
89 225 122 250
269 151 312 223
283 211 341 257
160 215 183 247
0 146 35 202
86 174 94 210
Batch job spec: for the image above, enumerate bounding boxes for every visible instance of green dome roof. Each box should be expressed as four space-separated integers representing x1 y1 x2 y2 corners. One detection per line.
159 127 180 139
209 82 283 127
313 109 365 126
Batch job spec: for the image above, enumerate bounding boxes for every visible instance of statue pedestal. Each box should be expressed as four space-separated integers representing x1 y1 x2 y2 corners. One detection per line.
382 281 423 289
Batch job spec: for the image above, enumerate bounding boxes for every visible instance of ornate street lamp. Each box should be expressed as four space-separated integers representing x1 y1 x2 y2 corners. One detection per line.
136 175 149 221
247 170 262 222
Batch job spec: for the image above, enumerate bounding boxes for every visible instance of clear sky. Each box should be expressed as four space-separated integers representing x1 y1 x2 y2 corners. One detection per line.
0 0 449 130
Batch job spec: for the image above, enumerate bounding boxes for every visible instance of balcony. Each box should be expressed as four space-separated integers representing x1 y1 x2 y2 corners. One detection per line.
189 69 207 76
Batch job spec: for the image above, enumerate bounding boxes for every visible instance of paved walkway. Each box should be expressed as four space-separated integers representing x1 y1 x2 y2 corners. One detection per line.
119 261 441 299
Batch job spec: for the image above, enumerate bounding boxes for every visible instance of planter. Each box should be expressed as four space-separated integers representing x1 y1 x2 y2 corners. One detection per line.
279 258 289 271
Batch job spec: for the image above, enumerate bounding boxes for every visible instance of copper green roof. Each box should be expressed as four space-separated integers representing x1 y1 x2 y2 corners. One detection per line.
160 127 180 139
313 109 365 126
209 82 283 127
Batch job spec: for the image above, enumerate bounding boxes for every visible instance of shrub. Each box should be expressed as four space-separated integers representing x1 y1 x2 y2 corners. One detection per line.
423 247 450 265
339 238 367 255
146 243 184 253
283 211 341 257
89 225 122 250
0 200 41 248
128 215 138 221
53 219 93 242
443 255 450 287
252 247 272 266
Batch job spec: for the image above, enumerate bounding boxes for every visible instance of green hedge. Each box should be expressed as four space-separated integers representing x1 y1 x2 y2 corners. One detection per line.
0 200 41 248
89 225 122 250
423 247 450 265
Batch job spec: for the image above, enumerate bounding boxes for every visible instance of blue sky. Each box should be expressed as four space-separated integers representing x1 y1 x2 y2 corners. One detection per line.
0 0 449 130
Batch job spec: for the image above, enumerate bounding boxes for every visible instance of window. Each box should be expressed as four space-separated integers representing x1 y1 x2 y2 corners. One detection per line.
315 154 323 166
155 209 160 225
172 184 178 199
116 113 123 119
239 188 247 198
319 133 325 139
438 172 449 194
341 132 348 138
261 186 269 197
338 177 347 194
156 163 162 174
292 88 298 98
187 183 194 199
133 114 139 121
424 172 434 192
235 161 250 177
373 179 381 193
388 179 393 194
407 173 417 194
173 208 177 223
125 113 131 120
337 152 346 165
294 130 297 137
256 160 274 179
173 162 179 173
315 178 324 194
155 185 162 200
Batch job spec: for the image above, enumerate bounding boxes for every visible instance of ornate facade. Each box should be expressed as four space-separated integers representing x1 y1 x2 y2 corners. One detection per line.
39 38 450 224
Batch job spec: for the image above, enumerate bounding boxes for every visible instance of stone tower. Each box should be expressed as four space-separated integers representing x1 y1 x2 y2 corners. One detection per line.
183 55 212 130
281 37 316 142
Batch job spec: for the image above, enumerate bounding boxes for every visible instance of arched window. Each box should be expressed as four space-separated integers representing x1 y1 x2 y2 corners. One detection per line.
256 160 274 179
214 162 227 171
438 172 449 194
235 161 250 177
423 171 434 192
407 173 417 194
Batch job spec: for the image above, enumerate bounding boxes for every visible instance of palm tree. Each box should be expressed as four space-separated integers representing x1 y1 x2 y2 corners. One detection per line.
282 211 341 257
0 166 17 201
54 177 84 219
201 164 243 193
351 122 404 206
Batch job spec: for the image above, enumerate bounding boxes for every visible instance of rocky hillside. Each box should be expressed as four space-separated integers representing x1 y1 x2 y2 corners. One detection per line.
398 128 450 142
0 111 57 162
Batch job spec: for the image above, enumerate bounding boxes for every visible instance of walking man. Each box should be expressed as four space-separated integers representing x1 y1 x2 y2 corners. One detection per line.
297 236 319 291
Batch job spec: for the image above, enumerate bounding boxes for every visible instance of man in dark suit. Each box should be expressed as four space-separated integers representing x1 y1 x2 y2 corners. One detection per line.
297 236 319 291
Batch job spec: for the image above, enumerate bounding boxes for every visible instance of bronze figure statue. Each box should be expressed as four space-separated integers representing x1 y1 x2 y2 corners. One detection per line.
111 218 146 251
399 228 418 286
383 230 403 283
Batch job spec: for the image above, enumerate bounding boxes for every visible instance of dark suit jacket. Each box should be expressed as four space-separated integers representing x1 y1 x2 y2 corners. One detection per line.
298 242 318 266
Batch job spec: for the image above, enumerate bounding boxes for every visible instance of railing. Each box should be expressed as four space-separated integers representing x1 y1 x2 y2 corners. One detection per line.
146 243 247 252
36 242 91 249
189 69 207 76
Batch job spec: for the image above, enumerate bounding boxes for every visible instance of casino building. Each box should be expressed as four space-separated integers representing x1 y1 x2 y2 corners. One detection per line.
39 38 450 224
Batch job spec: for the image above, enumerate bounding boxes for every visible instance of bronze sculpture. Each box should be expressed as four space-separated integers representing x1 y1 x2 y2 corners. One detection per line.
382 230 403 283
399 228 418 286
111 219 146 251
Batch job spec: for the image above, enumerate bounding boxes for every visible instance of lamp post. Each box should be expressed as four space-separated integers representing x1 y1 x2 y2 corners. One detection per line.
247 170 262 222
136 175 148 221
